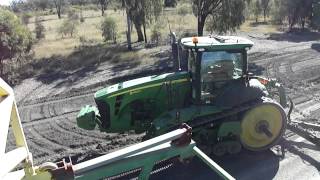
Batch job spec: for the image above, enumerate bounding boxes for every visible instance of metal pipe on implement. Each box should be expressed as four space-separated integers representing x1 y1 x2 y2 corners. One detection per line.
193 146 235 180
73 127 187 175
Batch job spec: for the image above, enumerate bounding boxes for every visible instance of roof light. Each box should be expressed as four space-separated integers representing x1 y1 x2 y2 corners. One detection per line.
192 36 198 44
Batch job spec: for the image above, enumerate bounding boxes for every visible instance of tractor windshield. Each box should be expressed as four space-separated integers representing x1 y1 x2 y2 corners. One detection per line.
200 51 244 104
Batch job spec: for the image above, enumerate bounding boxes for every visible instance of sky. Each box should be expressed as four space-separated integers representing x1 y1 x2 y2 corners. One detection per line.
0 0 12 6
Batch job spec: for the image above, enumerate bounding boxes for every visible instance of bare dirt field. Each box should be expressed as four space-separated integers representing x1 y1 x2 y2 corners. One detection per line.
6 31 320 179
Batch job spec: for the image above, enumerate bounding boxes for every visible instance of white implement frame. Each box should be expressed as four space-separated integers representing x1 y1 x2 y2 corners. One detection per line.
0 78 34 179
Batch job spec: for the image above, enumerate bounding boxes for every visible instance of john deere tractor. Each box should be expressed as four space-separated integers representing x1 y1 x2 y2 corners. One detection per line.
77 36 288 155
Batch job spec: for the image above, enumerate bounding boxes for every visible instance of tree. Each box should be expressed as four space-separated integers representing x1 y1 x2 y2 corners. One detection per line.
53 0 64 19
99 0 110 16
253 0 261 22
0 9 33 79
31 0 51 11
10 0 26 12
192 0 246 36
260 0 270 22
123 0 163 43
272 0 313 30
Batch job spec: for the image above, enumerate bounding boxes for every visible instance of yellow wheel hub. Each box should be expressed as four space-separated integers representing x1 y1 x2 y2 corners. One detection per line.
240 102 286 151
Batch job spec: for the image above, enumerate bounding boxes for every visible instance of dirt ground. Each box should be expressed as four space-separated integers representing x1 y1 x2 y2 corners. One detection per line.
6 31 320 179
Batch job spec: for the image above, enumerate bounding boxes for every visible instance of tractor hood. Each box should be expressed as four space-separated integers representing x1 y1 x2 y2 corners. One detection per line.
94 72 190 100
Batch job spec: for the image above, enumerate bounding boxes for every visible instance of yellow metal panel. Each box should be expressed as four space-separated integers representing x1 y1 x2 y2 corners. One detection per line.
0 95 13 154
0 78 34 179
0 78 13 97
11 101 30 152
22 171 52 180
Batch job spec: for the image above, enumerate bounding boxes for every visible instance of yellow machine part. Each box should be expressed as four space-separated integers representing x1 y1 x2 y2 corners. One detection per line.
240 101 286 151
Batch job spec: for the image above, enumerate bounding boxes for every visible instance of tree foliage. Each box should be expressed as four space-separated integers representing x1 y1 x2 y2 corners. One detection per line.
30 0 52 11
311 0 320 30
192 0 246 35
271 0 312 30
0 9 33 77
10 0 27 13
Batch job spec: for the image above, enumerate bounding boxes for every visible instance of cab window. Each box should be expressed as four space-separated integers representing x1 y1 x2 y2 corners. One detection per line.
200 51 243 104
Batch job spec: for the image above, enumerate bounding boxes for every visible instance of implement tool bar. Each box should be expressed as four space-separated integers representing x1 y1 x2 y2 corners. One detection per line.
73 128 187 174
193 146 235 180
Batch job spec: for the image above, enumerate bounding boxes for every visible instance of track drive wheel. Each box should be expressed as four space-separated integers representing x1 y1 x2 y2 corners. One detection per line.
240 100 287 151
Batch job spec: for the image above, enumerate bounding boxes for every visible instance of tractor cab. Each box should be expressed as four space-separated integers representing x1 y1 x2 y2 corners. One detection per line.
178 36 253 105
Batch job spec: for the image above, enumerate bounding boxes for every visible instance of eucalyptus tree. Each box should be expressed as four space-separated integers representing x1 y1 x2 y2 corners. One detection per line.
192 0 246 35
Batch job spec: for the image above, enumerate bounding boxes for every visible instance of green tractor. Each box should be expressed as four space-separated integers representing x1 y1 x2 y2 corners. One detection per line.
77 35 288 155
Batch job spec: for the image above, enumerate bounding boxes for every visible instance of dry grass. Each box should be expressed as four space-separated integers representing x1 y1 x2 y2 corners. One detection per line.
26 8 200 59
240 18 279 34
26 7 279 62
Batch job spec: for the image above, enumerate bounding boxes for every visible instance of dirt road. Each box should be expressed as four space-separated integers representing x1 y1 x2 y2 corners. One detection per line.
7 32 320 179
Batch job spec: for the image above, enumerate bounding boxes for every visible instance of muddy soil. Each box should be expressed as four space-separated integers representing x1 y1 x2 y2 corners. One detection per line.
6 32 320 178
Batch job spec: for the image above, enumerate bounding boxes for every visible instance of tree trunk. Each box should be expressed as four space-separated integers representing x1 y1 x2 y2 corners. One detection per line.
264 9 266 22
134 21 144 42
197 16 205 36
54 0 61 19
126 11 132 50
143 21 147 43
101 7 104 16
0 59 3 79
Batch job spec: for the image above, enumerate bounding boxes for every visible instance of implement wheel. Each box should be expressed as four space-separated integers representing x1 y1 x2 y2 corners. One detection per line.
240 100 287 151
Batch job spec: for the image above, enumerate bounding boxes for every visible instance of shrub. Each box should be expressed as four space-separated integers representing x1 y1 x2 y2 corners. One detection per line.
80 12 85 23
58 9 80 38
177 3 191 16
35 16 45 39
101 17 117 43
67 8 79 21
58 19 79 37
21 12 32 24
150 24 162 46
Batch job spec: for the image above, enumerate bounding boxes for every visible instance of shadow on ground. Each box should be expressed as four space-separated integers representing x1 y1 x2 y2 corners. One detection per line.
250 21 269 27
17 44 142 85
151 149 280 180
267 29 320 43
282 139 320 171
311 43 320 52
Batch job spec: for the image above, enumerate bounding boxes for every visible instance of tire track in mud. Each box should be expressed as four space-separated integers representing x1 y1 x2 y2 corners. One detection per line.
26 126 71 152
258 48 320 121
50 120 106 144
57 117 113 140
13 77 144 164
